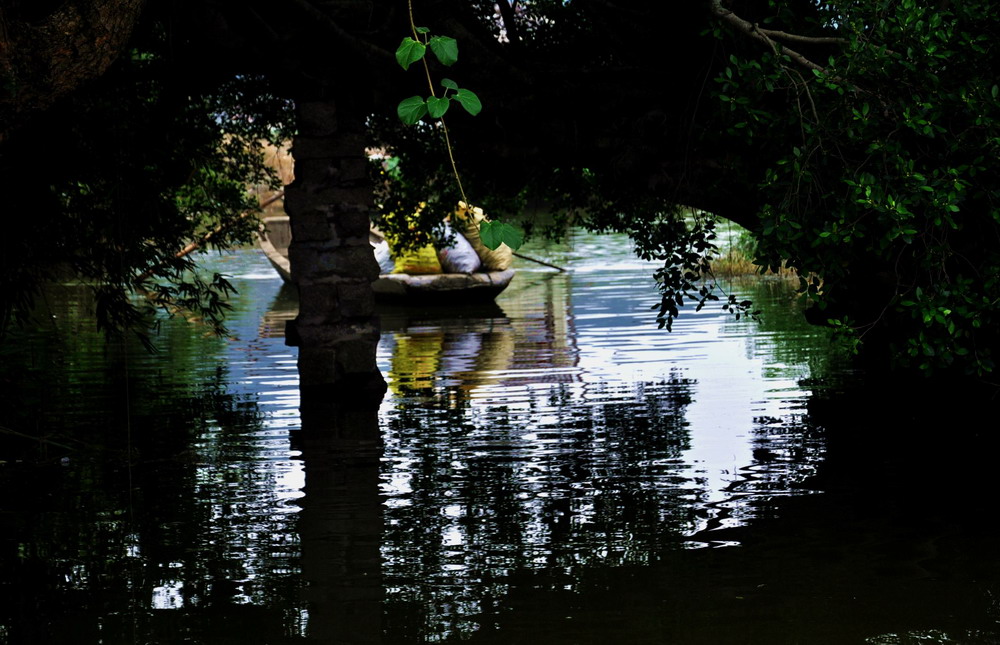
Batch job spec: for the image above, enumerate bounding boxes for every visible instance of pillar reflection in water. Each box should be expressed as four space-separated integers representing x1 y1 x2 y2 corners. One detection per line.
295 384 385 644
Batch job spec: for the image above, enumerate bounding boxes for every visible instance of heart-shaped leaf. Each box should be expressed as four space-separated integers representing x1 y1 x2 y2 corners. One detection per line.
479 220 500 250
454 88 482 116
478 220 523 250
396 37 426 70
428 36 458 66
441 78 459 91
495 221 523 250
397 96 428 124
427 95 451 118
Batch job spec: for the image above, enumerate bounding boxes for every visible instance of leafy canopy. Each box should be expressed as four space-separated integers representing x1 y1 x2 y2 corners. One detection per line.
709 0 1000 374
0 38 294 345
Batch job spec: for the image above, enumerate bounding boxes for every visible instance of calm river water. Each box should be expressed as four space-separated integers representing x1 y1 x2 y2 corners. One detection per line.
1 231 998 644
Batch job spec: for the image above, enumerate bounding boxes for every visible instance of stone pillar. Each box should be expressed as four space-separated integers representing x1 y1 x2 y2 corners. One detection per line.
285 98 387 402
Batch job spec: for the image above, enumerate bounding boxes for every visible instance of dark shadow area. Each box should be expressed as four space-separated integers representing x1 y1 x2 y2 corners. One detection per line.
294 387 385 644
438 379 1000 644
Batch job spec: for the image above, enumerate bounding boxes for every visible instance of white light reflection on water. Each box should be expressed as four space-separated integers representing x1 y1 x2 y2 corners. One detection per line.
146 243 829 640
148 251 306 611
12 240 999 644
375 231 833 641
137 242 828 639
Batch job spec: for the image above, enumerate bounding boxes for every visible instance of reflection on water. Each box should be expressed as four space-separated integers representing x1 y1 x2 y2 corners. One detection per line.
3 231 998 644
375 233 831 641
0 255 305 643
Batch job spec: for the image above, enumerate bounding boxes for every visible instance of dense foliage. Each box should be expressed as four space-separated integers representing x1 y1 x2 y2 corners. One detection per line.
707 0 1000 374
0 31 293 344
424 0 1000 375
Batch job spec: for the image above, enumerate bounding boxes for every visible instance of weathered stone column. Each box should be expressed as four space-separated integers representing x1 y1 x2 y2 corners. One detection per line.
285 98 386 401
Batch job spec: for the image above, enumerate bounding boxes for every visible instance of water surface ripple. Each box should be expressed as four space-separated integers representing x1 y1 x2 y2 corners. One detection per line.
0 233 860 644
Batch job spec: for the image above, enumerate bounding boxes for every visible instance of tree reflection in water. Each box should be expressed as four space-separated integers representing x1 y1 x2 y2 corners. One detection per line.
0 274 306 643
373 266 831 641
380 376 694 642
0 245 840 644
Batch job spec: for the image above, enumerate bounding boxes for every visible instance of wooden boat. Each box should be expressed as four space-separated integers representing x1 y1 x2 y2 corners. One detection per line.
258 216 515 304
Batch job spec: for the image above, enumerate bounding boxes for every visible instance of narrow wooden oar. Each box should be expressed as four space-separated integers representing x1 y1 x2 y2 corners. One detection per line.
513 252 567 272
172 190 286 263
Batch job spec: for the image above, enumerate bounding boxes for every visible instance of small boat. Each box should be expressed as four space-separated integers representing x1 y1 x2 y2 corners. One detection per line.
258 216 515 304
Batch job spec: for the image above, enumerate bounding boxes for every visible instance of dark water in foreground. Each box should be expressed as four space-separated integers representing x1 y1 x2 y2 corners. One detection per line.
1 232 999 644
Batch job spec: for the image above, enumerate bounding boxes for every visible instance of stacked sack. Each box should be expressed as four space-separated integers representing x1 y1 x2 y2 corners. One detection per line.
446 202 513 271
374 202 514 274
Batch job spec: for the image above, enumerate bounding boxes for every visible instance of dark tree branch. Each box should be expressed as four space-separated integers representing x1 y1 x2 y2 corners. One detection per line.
757 27 845 46
709 0 828 74
285 0 395 67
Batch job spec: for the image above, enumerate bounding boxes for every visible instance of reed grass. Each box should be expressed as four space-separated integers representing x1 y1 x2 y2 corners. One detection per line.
706 228 797 279
708 247 797 278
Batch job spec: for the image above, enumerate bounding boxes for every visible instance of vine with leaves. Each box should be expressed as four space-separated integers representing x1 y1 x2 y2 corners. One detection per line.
394 1 522 251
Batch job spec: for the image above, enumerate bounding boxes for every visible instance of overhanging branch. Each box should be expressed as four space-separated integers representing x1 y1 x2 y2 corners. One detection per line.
757 27 845 47
709 0 829 74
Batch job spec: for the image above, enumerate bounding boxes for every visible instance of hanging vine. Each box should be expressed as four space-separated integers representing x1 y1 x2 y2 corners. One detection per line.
394 1 522 251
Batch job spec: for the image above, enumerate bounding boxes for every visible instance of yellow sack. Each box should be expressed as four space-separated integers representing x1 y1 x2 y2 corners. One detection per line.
382 204 444 274
452 202 514 271
391 244 442 274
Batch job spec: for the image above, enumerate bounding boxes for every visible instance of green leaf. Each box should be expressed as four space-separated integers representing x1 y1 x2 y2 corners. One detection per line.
396 37 426 70
441 78 459 91
479 220 523 250
498 222 524 250
479 220 499 249
397 96 428 124
415 26 430 34
454 88 482 116
993 84 999 99
426 96 450 118
428 36 458 66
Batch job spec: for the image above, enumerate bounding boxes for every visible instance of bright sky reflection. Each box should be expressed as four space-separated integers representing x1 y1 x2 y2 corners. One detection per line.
375 230 833 641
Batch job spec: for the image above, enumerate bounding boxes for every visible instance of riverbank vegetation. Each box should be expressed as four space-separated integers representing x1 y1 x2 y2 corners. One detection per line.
0 37 293 341
708 229 797 279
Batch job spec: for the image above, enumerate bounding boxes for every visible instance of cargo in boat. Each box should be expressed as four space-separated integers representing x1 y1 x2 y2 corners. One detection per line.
257 215 515 304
